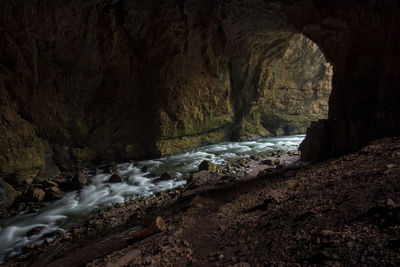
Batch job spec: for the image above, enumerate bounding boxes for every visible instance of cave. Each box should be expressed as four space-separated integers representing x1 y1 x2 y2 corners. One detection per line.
0 0 399 265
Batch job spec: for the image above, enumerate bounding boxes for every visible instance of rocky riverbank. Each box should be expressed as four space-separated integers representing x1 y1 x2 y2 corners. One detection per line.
5 136 400 265
3 149 300 264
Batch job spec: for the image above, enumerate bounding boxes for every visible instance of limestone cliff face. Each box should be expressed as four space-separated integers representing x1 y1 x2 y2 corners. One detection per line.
239 34 332 139
1 0 399 206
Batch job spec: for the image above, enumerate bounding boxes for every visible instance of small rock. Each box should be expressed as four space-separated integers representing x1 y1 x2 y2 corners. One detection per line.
43 230 63 239
72 172 88 188
273 159 281 165
159 173 173 181
108 174 123 183
0 182 19 209
26 226 45 236
387 198 400 208
198 160 217 172
386 164 396 170
141 166 148 172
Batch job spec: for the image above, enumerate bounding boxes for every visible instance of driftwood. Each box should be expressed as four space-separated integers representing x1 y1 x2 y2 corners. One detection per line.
121 216 166 242
36 217 167 267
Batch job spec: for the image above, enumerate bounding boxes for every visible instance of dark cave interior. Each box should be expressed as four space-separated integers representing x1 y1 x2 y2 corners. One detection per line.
0 0 399 265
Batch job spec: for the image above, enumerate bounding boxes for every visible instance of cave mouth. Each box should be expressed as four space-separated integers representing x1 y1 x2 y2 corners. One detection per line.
238 34 333 140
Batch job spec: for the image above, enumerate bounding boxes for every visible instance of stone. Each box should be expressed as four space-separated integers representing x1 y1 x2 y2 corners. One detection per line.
107 174 123 183
386 164 396 170
44 186 65 201
141 166 148 172
198 160 217 172
27 188 46 202
158 173 173 181
72 172 88 188
0 181 19 209
273 159 281 166
27 226 45 236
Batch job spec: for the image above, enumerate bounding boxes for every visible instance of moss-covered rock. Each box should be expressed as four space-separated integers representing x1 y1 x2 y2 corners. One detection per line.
0 101 46 185
0 181 19 209
198 160 217 172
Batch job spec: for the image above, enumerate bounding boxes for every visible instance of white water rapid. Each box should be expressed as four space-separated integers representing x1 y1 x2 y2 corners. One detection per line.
0 134 305 262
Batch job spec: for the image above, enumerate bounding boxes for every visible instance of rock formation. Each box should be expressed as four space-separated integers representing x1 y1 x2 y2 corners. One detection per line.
0 0 399 207
239 34 332 139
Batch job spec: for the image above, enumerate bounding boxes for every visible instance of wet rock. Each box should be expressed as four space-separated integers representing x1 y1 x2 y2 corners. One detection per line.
273 159 281 165
42 230 64 239
198 160 217 172
107 174 123 183
141 166 148 172
27 188 46 202
159 173 173 181
98 165 117 174
27 226 45 236
386 164 396 170
44 186 65 201
0 181 19 209
71 172 88 189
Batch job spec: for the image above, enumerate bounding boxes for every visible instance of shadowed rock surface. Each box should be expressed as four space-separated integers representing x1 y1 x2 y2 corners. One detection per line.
7 137 400 266
0 1 399 212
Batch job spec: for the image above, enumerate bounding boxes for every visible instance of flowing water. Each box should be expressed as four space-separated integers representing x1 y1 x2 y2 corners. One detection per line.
0 134 305 262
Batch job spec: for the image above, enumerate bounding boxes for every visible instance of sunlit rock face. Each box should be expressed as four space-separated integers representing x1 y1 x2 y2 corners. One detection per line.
0 0 399 196
238 34 332 140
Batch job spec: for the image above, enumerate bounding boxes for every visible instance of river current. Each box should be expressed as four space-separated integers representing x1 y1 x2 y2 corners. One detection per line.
0 134 305 262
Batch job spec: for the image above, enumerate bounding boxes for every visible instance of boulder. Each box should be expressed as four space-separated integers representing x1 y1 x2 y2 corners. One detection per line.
0 181 19 209
273 159 281 166
27 226 45 236
27 188 46 202
198 160 217 172
107 174 123 183
72 172 88 189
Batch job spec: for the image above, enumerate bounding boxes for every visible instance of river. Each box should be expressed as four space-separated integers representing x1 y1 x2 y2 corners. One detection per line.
0 134 305 262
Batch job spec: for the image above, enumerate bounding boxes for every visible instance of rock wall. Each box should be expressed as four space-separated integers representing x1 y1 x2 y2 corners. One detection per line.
239 34 332 139
1 0 399 207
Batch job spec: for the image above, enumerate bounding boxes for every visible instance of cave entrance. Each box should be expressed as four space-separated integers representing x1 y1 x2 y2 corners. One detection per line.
240 34 333 139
